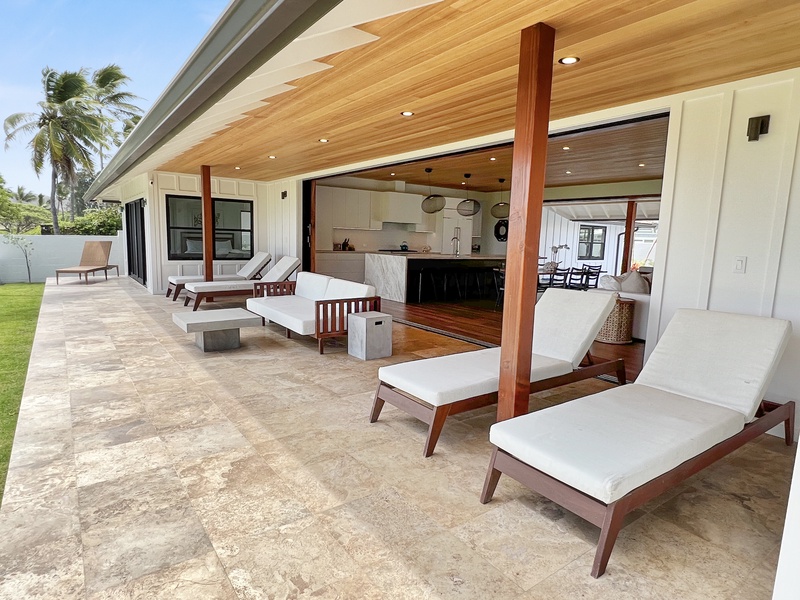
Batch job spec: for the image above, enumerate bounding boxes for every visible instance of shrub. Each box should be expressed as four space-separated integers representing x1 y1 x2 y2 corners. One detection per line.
60 206 122 235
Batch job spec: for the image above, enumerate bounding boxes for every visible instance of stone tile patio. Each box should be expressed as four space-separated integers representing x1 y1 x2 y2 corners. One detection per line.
0 277 795 599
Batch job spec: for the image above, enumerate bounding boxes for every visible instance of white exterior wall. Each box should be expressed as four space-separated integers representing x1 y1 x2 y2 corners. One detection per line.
538 208 624 275
143 172 302 294
0 233 124 284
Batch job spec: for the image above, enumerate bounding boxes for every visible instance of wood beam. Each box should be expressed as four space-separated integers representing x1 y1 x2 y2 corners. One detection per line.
620 200 636 274
201 165 214 281
497 23 556 422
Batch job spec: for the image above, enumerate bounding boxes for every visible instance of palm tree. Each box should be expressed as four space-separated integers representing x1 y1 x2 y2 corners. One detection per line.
91 64 142 170
4 68 105 234
11 186 37 204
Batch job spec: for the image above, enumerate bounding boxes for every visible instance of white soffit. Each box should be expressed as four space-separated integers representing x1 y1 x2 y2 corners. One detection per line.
298 0 443 40
547 201 661 222
139 0 442 177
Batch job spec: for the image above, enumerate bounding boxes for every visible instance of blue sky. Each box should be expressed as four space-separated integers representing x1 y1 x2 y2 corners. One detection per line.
0 0 230 195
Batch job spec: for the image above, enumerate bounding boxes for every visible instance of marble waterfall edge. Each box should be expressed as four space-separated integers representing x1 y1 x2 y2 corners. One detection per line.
365 254 407 303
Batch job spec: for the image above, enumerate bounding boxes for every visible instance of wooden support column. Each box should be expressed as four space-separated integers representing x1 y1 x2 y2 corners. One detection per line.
497 23 556 422
620 200 636 274
201 165 214 281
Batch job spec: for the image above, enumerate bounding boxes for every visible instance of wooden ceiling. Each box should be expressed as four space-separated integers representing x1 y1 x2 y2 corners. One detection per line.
344 116 668 192
159 0 800 183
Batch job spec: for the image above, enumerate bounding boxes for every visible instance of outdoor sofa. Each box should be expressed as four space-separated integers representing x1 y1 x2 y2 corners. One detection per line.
246 271 381 354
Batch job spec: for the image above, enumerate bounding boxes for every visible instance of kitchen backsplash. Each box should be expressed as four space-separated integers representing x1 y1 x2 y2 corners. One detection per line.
331 224 437 252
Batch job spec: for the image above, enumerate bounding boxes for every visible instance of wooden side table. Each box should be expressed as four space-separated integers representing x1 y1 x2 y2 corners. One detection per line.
595 297 635 344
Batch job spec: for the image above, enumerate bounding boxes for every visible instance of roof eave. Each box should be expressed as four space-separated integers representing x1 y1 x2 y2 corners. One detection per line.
85 0 343 201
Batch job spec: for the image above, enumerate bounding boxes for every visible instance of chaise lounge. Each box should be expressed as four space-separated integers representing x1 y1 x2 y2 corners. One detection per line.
183 255 300 310
370 288 626 456
165 251 272 300
481 308 794 578
246 271 381 354
55 241 119 284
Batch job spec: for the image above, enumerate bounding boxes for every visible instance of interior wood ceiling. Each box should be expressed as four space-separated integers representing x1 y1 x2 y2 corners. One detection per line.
159 0 800 183
343 116 668 192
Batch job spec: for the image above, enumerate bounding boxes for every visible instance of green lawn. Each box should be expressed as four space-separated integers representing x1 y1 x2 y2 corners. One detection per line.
0 283 44 504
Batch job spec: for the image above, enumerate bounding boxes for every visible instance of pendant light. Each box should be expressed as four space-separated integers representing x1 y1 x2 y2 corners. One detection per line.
421 168 446 214
490 178 510 218
457 173 481 216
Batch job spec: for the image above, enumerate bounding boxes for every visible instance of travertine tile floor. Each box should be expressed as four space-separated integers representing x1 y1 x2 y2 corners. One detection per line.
0 277 795 599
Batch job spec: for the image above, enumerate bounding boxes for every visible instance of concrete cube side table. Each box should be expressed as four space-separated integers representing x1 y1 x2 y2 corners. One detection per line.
348 311 392 360
173 308 262 351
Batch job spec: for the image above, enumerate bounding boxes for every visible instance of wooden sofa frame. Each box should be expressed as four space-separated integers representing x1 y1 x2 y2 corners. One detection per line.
253 280 382 354
480 398 796 578
371 355 626 457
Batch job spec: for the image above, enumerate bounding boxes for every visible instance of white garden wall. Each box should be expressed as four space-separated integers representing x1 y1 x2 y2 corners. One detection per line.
0 233 125 284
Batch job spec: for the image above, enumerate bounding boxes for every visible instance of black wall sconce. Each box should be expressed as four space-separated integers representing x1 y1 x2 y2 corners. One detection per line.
747 115 770 142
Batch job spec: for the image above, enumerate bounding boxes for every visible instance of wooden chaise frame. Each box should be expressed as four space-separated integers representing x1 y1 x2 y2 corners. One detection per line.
55 241 119 284
480 398 796 578
166 258 272 301
371 355 626 457
253 280 382 354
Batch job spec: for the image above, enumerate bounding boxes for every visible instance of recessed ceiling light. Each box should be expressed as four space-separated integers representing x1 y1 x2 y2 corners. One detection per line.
489 157 497 161
268 155 276 159
234 166 241 170
319 138 329 143
390 172 396 176
565 170 572 174
562 146 570 151
638 163 646 167
400 111 414 117
558 56 580 65
461 182 466 185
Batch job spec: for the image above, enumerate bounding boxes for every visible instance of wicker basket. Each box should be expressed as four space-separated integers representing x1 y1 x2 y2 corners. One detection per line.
595 297 635 344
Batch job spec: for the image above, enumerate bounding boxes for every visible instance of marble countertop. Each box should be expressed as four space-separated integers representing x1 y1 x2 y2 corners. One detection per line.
365 252 506 260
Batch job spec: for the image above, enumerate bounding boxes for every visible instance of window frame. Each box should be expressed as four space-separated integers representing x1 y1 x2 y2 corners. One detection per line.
165 194 254 261
577 224 607 260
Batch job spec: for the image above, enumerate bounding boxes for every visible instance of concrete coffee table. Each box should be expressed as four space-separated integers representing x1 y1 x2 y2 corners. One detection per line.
173 308 262 351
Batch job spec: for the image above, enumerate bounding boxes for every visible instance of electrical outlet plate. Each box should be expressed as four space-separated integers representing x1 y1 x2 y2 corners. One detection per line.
734 256 747 274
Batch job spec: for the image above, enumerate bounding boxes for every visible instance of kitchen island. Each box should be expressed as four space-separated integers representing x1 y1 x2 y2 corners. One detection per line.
364 252 505 303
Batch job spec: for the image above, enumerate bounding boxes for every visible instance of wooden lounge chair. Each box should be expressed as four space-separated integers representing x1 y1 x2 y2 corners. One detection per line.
370 288 626 456
183 256 300 310
481 308 794 578
165 251 272 300
55 241 119 284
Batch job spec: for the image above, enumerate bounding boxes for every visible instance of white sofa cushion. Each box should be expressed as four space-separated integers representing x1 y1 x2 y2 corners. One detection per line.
489 383 745 503
378 347 572 407
247 295 317 335
295 272 332 300
533 288 616 367
636 309 791 421
323 278 376 300
236 251 272 278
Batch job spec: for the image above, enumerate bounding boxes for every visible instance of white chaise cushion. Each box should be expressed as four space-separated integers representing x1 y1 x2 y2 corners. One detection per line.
236 251 272 279
532 288 617 367
295 272 332 300
489 383 745 504
323 279 376 300
168 274 241 285
185 280 260 293
247 295 317 335
378 347 572 407
636 309 791 421
262 256 301 282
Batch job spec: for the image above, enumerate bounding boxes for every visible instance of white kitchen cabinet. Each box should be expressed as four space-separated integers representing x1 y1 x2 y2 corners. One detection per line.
378 192 423 224
330 187 348 228
317 186 381 231
345 189 372 230
415 209 437 233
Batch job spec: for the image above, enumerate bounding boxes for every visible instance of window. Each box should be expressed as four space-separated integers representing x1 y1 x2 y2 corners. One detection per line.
166 195 253 260
578 225 606 260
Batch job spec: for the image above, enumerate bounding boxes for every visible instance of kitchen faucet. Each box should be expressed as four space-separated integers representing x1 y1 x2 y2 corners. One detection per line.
451 226 461 256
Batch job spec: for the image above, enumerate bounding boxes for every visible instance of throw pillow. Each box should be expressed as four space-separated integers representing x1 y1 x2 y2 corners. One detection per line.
598 274 621 290
620 270 650 294
185 239 202 253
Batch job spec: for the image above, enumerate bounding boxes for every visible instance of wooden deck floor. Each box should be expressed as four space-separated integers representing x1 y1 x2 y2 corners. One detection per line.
380 298 645 381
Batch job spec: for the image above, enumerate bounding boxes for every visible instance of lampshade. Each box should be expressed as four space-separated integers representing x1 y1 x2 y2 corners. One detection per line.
456 173 481 216
490 202 510 218
421 167 445 214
